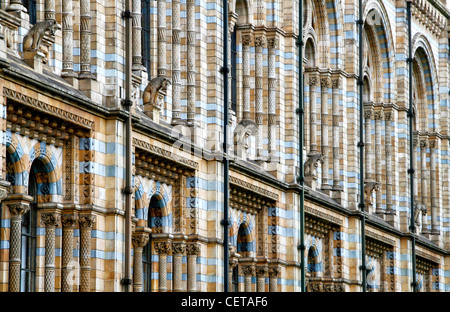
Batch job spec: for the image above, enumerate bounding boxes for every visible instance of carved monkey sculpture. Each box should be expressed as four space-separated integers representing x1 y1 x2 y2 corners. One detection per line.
143 77 171 106
23 20 60 51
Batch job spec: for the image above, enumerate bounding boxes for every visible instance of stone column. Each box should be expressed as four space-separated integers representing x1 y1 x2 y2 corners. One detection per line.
132 0 145 71
242 264 255 292
420 138 428 227
157 0 167 77
155 241 171 292
429 139 439 235
242 32 252 121
374 110 383 215
229 259 238 292
228 17 237 118
41 212 61 292
132 231 150 292
61 214 79 292
5 0 25 13
267 36 278 159
255 34 266 160
171 0 182 125
186 0 196 126
186 242 200 292
384 111 394 216
309 75 319 153
172 242 186 292
44 0 56 20
61 0 76 79
320 77 331 194
79 215 96 292
256 265 268 292
268 266 280 292
364 106 373 182
79 0 93 78
331 78 342 196
4 195 32 292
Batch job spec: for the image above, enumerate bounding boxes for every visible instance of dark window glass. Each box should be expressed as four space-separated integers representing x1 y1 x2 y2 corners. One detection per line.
143 196 159 292
232 265 239 292
21 166 37 292
142 0 152 76
22 0 36 25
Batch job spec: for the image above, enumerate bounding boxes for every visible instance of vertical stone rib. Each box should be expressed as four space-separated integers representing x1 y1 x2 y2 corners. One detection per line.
41 212 61 292
242 33 252 120
420 138 428 227
385 111 394 215
6 200 31 292
255 35 265 159
155 241 171 292
172 242 186 292
374 110 383 214
267 36 278 158
171 0 181 124
79 215 96 292
157 0 167 77
132 231 150 292
186 0 196 125
62 0 75 77
321 77 331 192
429 140 438 234
132 0 144 71
61 214 78 292
187 243 200 292
45 0 55 20
79 0 92 77
332 78 342 192
309 75 318 153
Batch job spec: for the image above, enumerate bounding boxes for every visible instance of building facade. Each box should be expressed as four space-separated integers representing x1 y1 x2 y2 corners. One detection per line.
0 0 449 292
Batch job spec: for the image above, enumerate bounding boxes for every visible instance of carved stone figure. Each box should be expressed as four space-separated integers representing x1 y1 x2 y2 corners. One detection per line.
304 152 324 178
414 202 427 230
143 76 172 106
23 20 60 52
234 119 257 159
364 181 380 209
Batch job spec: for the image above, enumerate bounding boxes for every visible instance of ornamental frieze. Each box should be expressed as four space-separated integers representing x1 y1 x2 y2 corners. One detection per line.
229 175 278 202
304 206 342 226
3 88 95 130
133 137 199 170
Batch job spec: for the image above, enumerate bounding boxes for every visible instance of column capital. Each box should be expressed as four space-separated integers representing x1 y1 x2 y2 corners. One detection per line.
79 214 97 228
364 107 373 120
132 232 150 248
320 77 330 88
266 36 279 49
309 74 319 86
331 77 341 89
61 214 79 228
374 110 383 120
41 212 61 227
172 242 187 255
3 194 33 218
154 241 172 255
256 265 268 277
420 138 429 148
384 110 393 121
186 242 201 256
268 266 281 278
254 35 266 48
429 139 438 149
241 264 255 276
241 33 253 46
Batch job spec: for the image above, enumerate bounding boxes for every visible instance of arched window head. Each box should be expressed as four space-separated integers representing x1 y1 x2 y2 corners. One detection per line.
304 39 316 68
235 0 248 24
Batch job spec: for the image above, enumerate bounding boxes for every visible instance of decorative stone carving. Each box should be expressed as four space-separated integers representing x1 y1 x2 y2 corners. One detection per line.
364 181 381 210
186 242 201 256
304 152 324 178
234 119 257 160
23 21 59 52
154 241 172 255
143 76 171 123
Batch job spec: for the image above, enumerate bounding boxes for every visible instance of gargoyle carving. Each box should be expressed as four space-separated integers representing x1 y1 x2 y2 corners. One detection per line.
23 20 60 52
304 152 324 178
234 119 257 159
143 76 171 106
414 202 427 231
364 181 380 209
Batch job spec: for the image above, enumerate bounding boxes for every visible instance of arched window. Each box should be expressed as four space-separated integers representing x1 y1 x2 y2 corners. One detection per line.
20 160 42 292
22 0 36 25
307 246 316 275
142 195 159 292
